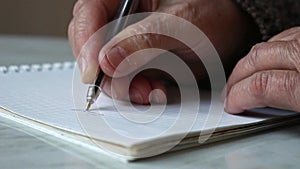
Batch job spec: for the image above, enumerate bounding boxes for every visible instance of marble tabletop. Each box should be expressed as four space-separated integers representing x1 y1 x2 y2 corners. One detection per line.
0 36 299 169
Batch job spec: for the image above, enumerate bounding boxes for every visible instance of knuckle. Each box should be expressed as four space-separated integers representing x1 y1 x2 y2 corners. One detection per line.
251 71 299 108
251 71 272 97
283 72 298 101
126 24 156 49
136 33 156 49
74 18 89 41
287 40 300 69
295 75 300 107
247 43 267 68
127 22 149 35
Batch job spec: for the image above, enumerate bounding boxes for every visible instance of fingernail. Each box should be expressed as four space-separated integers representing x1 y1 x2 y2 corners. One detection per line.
130 88 144 104
152 94 161 104
78 56 87 75
107 47 131 72
111 46 128 62
100 47 129 76
224 97 228 111
108 46 127 58
150 90 166 104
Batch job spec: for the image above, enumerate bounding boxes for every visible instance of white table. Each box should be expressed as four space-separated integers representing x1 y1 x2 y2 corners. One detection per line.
1 36 299 169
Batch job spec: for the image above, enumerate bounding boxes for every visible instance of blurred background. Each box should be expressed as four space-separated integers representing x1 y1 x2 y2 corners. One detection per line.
0 0 77 65
0 0 77 37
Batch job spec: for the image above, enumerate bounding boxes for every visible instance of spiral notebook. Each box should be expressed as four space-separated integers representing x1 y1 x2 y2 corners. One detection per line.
0 62 299 161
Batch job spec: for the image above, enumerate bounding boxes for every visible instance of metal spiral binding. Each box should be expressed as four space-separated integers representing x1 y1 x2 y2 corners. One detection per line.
0 62 75 74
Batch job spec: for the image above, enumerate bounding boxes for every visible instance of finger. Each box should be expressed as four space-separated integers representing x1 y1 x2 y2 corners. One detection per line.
72 0 85 16
129 75 167 104
101 75 129 101
70 0 160 57
98 13 184 77
68 18 76 55
227 41 300 93
68 0 120 83
268 27 300 42
225 70 300 114
72 0 119 57
101 74 167 104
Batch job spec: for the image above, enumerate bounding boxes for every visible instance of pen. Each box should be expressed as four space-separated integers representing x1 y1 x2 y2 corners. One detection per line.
85 0 139 111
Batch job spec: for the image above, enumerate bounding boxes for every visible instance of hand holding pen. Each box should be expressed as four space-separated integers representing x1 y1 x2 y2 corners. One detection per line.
68 0 258 106
84 0 139 110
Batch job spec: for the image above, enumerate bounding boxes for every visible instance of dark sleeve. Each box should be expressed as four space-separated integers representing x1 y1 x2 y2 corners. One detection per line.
234 0 300 40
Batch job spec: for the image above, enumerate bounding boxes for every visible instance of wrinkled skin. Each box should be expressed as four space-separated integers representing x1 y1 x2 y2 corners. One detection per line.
68 0 258 104
226 27 300 114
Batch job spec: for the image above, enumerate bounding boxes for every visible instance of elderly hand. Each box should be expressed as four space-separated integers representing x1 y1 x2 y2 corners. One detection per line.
225 27 300 114
68 0 257 104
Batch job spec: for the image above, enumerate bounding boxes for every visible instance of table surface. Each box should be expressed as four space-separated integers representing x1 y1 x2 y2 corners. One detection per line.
0 36 299 169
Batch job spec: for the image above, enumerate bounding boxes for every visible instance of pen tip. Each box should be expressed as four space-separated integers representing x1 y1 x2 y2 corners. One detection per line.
85 102 92 111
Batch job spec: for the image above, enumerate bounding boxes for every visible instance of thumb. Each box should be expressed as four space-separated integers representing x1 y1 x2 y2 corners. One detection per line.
98 13 183 78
